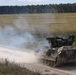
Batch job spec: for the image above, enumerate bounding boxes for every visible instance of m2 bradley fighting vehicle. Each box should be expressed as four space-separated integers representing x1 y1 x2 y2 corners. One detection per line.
41 35 76 67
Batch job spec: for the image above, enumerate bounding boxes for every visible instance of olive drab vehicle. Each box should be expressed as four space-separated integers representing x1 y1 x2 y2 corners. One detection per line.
41 35 76 67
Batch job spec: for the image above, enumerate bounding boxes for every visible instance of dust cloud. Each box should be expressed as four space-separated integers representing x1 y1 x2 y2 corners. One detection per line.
0 46 38 63
14 16 52 35
0 15 53 63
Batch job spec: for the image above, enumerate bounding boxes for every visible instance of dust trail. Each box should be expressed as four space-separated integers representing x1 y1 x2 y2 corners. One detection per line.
0 46 38 63
0 15 51 50
0 14 53 63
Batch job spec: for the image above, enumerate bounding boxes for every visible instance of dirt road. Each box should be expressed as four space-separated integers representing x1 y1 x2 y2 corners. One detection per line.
21 63 76 75
0 46 76 75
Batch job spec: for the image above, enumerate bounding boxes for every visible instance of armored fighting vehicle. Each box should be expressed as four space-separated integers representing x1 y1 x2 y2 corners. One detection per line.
41 35 76 67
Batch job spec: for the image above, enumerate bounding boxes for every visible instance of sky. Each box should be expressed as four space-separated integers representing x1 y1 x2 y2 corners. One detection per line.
0 0 76 6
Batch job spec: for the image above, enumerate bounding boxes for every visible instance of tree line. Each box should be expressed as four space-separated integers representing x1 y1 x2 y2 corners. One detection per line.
0 3 76 14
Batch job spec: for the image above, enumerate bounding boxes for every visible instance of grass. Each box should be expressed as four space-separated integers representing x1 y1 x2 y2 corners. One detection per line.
48 13 76 33
0 13 76 32
0 13 76 43
0 60 40 75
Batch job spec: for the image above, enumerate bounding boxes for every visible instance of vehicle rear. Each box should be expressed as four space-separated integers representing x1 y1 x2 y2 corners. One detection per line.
56 46 76 65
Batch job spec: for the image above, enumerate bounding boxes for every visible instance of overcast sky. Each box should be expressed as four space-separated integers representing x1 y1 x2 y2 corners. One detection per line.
0 0 76 6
